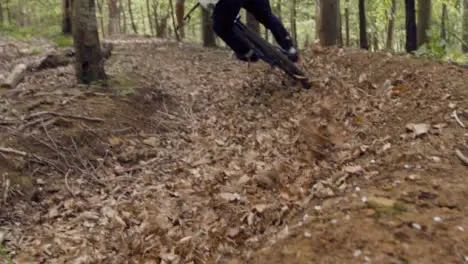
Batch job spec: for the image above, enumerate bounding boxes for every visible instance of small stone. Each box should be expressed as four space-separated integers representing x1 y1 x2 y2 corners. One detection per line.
361 196 368 203
227 227 240 238
430 156 441 163
236 175 250 186
367 197 395 209
36 178 45 185
433 216 442 222
449 102 456 109
353 249 362 257
314 205 322 211
457 226 465 231
364 256 371 262
304 231 312 238
411 223 422 230
331 218 337 224
355 186 361 192
406 123 430 137
382 143 392 152
344 165 364 174
408 174 420 181
464 256 468 261
345 215 351 220
143 137 158 147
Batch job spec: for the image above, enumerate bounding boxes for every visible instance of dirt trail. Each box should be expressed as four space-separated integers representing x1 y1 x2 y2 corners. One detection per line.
0 38 467 264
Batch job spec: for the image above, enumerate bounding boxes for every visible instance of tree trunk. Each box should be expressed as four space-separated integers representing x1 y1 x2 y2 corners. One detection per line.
6 0 11 25
463 0 468 52
405 0 417 52
175 0 185 38
417 0 431 47
317 0 339 46
62 0 73 34
202 8 216 47
127 0 138 34
140 5 147 34
246 11 260 35
108 0 120 35
146 0 154 35
386 0 396 50
337 0 343 47
276 0 282 21
0 0 4 25
120 0 127 33
359 0 369 49
168 0 180 41
441 3 447 43
97 0 105 36
72 0 106 84
290 0 297 43
345 0 349 46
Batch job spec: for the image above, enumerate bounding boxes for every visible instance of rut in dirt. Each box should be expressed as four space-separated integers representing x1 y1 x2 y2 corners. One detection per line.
0 38 467 264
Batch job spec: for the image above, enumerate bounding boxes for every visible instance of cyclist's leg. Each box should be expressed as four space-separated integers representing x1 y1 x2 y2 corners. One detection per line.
243 0 298 61
212 0 259 62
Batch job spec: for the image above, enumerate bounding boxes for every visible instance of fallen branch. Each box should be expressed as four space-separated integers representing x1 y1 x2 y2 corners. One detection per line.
0 147 28 157
26 111 104 122
452 110 466 128
1 64 28 89
0 146 63 172
455 149 468 166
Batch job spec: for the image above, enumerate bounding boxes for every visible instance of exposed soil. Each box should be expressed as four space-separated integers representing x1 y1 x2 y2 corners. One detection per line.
0 37 467 264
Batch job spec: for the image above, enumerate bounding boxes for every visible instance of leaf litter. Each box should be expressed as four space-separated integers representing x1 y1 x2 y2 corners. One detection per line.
0 37 467 263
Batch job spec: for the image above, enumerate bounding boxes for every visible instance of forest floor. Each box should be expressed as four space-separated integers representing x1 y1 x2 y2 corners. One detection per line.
0 36 468 264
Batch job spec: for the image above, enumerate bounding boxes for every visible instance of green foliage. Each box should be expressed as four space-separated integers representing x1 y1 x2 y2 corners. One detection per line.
0 244 13 264
53 35 74 47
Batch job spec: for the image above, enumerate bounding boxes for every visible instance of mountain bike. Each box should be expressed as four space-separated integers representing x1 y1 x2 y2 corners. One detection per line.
177 3 312 89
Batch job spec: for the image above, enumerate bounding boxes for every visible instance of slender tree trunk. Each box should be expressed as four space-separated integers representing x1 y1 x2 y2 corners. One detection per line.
62 0 73 34
140 5 146 34
202 7 216 47
127 0 138 34
6 0 11 25
97 0 105 36
120 0 127 33
168 0 180 41
290 0 297 43
441 4 447 43
276 0 282 21
146 0 154 35
317 0 339 46
72 0 106 84
386 0 396 50
108 0 120 35
0 1 5 25
175 0 185 38
337 0 343 47
345 0 350 46
359 0 369 49
417 0 431 47
405 0 417 52
265 27 269 42
463 0 468 52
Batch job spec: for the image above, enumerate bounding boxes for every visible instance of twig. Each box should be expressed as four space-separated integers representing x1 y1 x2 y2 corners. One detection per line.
2 174 10 205
455 149 468 166
452 110 466 128
26 111 104 122
0 147 28 157
17 116 53 131
64 170 76 198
